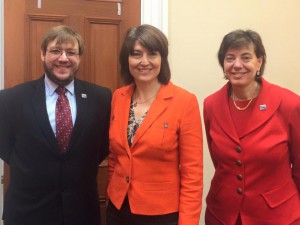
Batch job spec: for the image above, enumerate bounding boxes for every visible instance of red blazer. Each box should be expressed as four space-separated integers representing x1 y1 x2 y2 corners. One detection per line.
107 82 203 225
204 78 300 225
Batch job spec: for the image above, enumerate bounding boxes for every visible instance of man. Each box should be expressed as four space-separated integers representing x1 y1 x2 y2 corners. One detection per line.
0 25 111 225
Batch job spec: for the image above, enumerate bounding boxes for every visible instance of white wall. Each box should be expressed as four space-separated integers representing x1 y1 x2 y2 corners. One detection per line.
168 1 300 224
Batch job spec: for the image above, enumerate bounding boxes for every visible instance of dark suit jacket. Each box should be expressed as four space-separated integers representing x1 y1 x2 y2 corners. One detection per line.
204 78 300 225
0 76 111 225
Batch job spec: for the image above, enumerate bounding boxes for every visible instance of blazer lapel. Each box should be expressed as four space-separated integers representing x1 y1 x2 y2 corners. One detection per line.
31 76 59 151
239 79 281 138
212 83 240 144
130 83 170 149
212 79 281 141
117 85 134 155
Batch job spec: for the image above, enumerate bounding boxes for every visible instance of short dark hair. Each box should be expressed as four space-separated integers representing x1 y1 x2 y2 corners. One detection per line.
218 29 266 79
119 24 171 85
41 25 84 56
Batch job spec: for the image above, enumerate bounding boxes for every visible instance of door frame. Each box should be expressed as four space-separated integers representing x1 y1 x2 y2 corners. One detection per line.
0 0 4 223
0 0 168 223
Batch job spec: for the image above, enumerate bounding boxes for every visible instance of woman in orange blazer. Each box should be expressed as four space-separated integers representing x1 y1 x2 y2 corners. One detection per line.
106 24 203 225
204 29 300 225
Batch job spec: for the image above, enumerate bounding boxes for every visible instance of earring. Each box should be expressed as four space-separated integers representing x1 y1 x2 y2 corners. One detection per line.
256 71 260 76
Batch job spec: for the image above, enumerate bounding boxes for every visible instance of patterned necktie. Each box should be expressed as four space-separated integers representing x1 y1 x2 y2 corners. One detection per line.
55 86 73 152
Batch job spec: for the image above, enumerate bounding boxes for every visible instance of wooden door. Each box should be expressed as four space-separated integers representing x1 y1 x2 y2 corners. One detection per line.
4 0 140 224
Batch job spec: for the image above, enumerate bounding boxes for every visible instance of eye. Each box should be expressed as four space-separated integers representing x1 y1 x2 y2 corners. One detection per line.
147 51 160 59
49 49 61 55
130 51 142 58
150 51 158 56
241 55 252 62
225 56 235 62
66 51 78 57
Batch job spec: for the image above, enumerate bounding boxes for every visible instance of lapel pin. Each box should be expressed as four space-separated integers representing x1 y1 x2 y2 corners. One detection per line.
164 122 168 128
81 93 87 98
259 104 267 111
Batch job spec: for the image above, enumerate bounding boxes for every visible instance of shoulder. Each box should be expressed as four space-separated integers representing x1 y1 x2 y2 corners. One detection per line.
264 79 300 106
204 82 229 106
75 79 112 99
0 78 41 99
112 84 133 98
272 84 299 100
162 82 197 101
170 82 194 96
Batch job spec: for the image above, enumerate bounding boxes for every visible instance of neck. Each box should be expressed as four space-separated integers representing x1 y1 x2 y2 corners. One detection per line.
134 80 162 101
231 81 260 101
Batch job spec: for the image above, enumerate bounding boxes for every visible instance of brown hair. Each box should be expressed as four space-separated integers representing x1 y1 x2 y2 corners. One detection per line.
218 29 266 79
41 25 84 56
119 24 171 85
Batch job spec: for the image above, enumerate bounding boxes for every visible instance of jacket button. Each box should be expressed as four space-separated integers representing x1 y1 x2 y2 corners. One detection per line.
236 160 243 167
237 188 243 195
237 174 243 181
126 176 130 183
236 146 242 153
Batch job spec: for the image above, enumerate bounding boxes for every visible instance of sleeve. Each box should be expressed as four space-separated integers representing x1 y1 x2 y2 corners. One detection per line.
0 91 13 163
203 99 218 168
289 98 300 192
99 88 112 163
107 90 117 198
178 94 203 225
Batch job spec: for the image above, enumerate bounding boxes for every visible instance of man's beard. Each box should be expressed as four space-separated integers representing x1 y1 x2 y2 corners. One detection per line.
43 61 78 86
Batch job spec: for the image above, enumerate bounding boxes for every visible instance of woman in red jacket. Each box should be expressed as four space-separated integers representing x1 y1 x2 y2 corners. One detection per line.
204 29 300 225
106 24 203 225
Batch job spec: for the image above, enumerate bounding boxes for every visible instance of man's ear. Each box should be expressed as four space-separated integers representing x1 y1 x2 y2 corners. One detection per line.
40 49 45 62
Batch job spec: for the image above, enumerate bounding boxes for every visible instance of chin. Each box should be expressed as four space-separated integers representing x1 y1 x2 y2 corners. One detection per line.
54 74 74 86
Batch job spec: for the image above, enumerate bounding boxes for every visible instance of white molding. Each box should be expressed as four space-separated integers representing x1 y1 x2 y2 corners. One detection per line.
141 0 168 36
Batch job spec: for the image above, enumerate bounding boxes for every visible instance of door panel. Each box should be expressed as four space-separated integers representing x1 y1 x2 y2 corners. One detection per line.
25 16 67 81
5 0 140 87
84 20 120 88
4 1 140 224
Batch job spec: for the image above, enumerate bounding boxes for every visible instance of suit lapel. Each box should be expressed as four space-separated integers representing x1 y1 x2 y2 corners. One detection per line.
68 79 88 150
31 76 59 151
31 77 92 155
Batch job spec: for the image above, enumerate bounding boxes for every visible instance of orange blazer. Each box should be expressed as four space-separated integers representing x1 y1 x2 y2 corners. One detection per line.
107 82 203 225
204 78 300 225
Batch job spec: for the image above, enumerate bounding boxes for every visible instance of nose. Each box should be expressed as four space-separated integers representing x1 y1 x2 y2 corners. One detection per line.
58 51 69 61
140 54 150 65
233 58 242 68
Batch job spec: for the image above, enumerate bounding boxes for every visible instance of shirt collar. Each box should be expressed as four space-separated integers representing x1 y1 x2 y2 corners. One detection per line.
44 74 75 96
